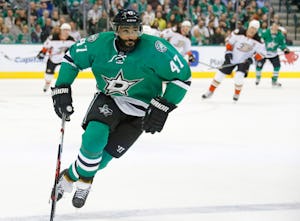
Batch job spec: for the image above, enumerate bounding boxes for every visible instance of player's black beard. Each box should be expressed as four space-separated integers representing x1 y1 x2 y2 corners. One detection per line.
115 37 139 53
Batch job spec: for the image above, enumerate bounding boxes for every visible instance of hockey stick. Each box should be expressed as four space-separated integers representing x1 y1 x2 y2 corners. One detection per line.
198 60 236 70
49 114 66 221
0 51 42 61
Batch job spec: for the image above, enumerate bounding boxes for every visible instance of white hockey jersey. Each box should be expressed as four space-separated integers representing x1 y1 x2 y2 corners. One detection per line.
42 34 75 64
227 29 266 64
160 28 191 56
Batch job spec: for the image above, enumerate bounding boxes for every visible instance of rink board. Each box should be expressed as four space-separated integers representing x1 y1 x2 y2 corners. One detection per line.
0 45 299 78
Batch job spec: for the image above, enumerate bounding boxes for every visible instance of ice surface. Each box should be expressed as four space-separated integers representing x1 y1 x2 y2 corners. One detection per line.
0 78 299 221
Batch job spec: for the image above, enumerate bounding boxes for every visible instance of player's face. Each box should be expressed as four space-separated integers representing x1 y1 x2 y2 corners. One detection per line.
181 26 190 36
271 24 278 34
60 29 70 40
246 27 258 38
118 26 139 47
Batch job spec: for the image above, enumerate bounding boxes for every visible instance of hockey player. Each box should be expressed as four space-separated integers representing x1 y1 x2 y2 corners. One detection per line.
50 9 191 209
202 20 266 102
160 20 195 63
255 22 290 87
37 23 75 92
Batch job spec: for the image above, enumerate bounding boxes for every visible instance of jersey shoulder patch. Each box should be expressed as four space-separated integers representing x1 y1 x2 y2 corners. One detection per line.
154 40 168 53
87 33 99 42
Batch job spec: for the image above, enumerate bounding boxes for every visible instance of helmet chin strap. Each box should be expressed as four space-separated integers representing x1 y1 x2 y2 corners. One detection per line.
115 36 139 53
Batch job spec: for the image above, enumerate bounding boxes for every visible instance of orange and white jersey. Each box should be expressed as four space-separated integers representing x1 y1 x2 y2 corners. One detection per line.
160 28 191 56
226 29 266 64
42 34 75 64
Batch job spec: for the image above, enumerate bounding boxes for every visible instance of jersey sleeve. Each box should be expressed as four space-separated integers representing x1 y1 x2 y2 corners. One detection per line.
55 36 95 86
227 31 238 46
279 33 287 51
149 38 191 105
254 41 267 59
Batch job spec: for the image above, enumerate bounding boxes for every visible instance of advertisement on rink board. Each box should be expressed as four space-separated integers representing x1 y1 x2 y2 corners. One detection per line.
0 44 299 78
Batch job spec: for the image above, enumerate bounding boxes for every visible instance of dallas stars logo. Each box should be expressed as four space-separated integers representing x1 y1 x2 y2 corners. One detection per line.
98 104 113 117
102 69 142 96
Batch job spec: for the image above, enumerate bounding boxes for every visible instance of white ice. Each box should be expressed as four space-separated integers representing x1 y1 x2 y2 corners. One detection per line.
0 78 299 221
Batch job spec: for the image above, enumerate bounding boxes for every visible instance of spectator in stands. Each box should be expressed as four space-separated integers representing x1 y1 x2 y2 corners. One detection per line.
4 8 14 30
174 0 186 21
226 0 235 19
0 25 14 43
87 3 102 34
31 23 42 43
37 9 50 27
29 1 39 22
162 0 171 16
69 20 81 41
206 19 215 44
212 0 226 18
191 18 209 45
16 8 27 25
199 0 210 17
256 0 265 9
142 4 155 25
211 26 225 45
110 0 124 17
16 24 30 43
37 1 50 18
219 13 229 31
128 2 139 13
40 17 52 42
165 12 177 28
51 9 60 27
153 11 167 31
9 17 23 39
137 0 147 14
10 0 27 11
205 12 219 28
271 14 282 26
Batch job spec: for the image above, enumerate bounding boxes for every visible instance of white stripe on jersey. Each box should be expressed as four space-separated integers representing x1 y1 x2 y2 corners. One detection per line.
112 95 148 117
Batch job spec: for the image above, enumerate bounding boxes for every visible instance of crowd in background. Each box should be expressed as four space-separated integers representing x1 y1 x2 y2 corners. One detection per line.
0 0 295 45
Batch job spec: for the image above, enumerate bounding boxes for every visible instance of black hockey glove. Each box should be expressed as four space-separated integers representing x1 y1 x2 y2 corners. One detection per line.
283 48 290 54
188 54 196 63
224 53 233 65
244 57 253 66
142 97 177 134
37 50 46 59
51 85 74 121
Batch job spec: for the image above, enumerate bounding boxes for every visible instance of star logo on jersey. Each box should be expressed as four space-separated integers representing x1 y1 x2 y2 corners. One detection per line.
267 41 277 49
98 104 113 117
102 69 142 96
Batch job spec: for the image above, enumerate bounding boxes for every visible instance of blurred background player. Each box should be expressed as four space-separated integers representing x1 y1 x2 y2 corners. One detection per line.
160 20 195 63
37 23 75 92
255 22 290 87
50 9 191 209
202 20 266 102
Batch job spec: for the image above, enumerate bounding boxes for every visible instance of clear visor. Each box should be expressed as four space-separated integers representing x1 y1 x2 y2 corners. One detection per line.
114 24 142 37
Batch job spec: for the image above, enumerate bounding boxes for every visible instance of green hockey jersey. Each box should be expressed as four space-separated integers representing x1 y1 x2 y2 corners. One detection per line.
56 32 191 116
260 29 287 58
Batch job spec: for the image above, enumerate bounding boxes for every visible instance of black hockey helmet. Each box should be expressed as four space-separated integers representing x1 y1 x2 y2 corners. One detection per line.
112 9 142 33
